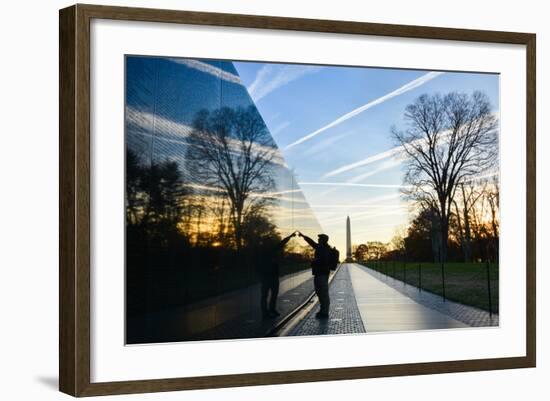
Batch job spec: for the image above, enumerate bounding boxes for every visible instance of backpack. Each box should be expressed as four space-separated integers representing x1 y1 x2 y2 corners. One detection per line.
328 247 340 271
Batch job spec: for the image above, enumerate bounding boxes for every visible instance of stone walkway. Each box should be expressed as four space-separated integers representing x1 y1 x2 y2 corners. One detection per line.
288 265 366 336
284 263 498 337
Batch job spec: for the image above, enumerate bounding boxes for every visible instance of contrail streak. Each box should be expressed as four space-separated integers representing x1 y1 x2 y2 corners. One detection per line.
284 71 444 150
298 182 411 189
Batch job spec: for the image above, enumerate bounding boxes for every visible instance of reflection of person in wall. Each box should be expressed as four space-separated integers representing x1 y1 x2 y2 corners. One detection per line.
298 232 338 319
258 232 296 319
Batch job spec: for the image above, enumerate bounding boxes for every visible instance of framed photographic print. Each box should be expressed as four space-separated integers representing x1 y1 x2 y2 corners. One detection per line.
59 4 536 397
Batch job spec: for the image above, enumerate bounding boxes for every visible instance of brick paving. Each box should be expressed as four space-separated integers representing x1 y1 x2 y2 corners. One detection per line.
288 265 366 336
356 264 499 327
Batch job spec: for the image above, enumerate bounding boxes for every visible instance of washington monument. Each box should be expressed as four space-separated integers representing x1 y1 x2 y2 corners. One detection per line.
346 216 353 262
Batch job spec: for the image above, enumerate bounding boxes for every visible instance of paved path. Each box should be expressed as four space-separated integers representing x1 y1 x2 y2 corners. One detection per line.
287 264 365 336
359 264 499 327
287 263 498 336
349 264 467 332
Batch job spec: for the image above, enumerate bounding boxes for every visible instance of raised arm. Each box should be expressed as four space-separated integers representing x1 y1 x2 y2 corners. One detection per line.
277 233 295 250
299 232 318 249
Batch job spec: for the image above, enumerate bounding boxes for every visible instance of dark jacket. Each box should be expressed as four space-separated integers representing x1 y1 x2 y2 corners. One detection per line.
301 235 332 276
257 234 293 278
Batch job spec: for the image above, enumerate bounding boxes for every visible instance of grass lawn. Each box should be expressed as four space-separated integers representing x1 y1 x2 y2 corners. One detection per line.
362 261 499 314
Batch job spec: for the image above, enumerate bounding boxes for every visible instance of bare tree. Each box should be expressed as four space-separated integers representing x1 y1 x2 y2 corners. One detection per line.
186 106 277 249
393 91 497 262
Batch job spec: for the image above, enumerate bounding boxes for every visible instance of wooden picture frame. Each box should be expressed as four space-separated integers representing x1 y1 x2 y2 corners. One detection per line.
59 3 536 397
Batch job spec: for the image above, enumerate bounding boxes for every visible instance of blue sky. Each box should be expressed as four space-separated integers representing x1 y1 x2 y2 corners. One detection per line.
234 61 499 251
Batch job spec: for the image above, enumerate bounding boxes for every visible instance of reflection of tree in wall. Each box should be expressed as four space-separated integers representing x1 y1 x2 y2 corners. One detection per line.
393 91 498 262
126 148 192 316
186 106 277 250
125 105 305 318
126 149 187 241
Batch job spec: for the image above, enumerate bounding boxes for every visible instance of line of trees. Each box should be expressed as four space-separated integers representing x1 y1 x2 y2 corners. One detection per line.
402 174 499 263
354 176 499 264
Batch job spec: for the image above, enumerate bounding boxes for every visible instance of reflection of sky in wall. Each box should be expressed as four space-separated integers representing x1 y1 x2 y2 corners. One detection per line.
125 56 323 241
234 61 499 252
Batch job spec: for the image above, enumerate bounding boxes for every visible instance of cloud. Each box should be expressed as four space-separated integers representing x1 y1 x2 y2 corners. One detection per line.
297 181 411 189
127 107 194 139
325 146 403 178
248 64 321 102
346 157 404 183
126 106 287 167
285 71 445 150
302 130 358 157
330 146 403 178
168 58 242 85
319 192 405 215
322 130 447 179
181 184 310 205
320 206 408 226
359 193 402 204
309 204 407 209
323 110 498 180
271 120 291 136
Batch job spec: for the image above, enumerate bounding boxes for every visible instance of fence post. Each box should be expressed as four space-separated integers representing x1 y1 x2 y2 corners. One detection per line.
441 261 446 302
486 261 493 318
403 262 406 286
418 263 422 292
392 261 396 280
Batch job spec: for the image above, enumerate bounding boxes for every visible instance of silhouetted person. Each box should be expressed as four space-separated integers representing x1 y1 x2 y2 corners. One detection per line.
298 232 338 319
258 232 296 319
